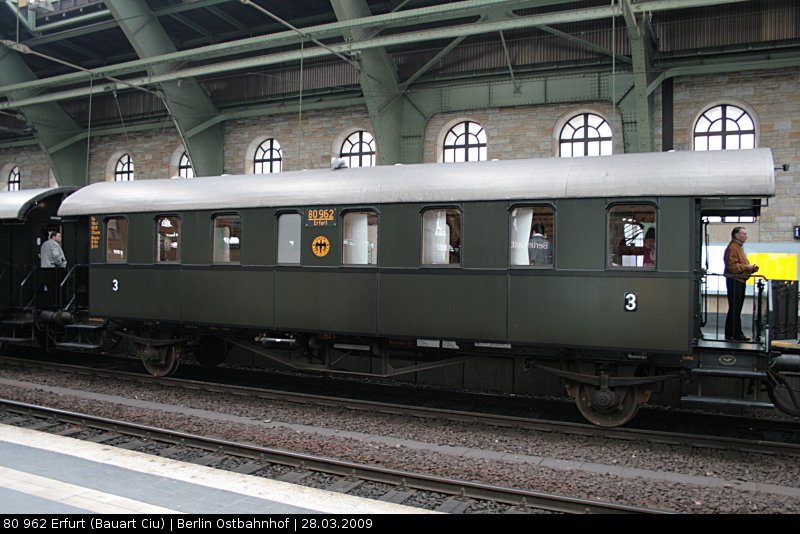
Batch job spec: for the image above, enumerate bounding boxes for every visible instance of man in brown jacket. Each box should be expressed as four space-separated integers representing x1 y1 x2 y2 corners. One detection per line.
723 227 759 341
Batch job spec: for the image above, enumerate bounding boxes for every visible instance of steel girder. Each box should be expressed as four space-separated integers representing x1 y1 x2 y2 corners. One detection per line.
0 0 752 98
330 0 408 165
0 45 86 186
0 0 787 161
621 0 656 153
104 0 223 177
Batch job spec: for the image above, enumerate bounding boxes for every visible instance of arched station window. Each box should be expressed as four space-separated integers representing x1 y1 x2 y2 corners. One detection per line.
7 166 20 191
443 121 487 163
178 152 194 178
340 131 376 168
115 154 135 181
696 104 757 222
254 139 283 174
559 113 612 158
694 104 755 151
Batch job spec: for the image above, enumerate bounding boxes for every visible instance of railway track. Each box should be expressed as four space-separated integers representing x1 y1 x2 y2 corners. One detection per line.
3 355 800 457
0 399 668 514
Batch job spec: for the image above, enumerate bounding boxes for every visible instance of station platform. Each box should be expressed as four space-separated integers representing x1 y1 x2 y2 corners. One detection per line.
0 423 435 515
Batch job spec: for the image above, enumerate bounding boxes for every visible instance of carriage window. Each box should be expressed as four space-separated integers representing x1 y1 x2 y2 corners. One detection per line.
156 216 181 263
510 207 554 266
213 214 241 263
277 213 301 264
106 218 128 263
608 205 656 268
422 208 461 265
343 211 378 265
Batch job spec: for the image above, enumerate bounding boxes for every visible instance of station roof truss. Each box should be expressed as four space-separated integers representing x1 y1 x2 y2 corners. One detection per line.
0 0 797 157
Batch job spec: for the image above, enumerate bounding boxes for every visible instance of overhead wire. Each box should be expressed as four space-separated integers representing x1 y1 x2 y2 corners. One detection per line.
238 0 360 72
85 76 93 184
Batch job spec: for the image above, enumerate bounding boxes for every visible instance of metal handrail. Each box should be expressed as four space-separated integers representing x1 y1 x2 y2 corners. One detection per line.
59 264 76 289
19 266 34 288
17 265 36 310
58 264 78 312
699 272 769 342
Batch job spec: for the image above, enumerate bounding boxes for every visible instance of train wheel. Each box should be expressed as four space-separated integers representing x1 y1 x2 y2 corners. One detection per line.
574 383 639 427
767 373 800 417
139 344 181 377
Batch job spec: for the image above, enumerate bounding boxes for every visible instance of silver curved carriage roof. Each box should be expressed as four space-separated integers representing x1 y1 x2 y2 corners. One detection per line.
0 187 77 220
58 149 775 216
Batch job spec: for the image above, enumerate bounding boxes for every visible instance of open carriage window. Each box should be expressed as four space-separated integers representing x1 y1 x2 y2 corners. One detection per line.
422 208 461 266
343 211 378 265
156 216 181 263
106 217 128 263
213 214 241 263
608 204 656 268
509 206 555 267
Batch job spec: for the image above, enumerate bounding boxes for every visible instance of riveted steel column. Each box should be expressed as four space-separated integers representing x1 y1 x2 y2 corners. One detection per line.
0 46 86 186
331 0 405 165
105 0 223 177
621 0 656 153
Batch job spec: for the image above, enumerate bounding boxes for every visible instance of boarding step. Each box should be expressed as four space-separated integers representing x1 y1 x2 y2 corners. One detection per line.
0 319 33 326
681 395 774 410
0 335 33 343
55 341 102 351
0 318 34 342
691 368 767 379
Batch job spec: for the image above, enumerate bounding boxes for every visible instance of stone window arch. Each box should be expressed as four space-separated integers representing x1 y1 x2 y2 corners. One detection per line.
693 102 757 151
338 130 376 168
442 120 487 163
111 152 135 182
7 165 20 191
254 138 283 174
557 111 613 157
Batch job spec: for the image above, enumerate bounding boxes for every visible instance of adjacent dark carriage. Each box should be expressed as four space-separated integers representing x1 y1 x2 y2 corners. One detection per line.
0 187 86 349
57 148 799 426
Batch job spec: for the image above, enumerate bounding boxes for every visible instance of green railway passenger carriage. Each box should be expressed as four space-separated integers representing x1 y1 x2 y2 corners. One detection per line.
28 148 799 426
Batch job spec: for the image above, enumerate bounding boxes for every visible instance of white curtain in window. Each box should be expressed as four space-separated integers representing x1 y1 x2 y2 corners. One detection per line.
509 208 532 266
344 213 369 265
215 226 231 262
423 210 450 264
367 224 377 265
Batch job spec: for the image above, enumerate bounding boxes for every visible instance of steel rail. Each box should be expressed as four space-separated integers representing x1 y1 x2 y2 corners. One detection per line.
0 398 669 515
3 355 800 458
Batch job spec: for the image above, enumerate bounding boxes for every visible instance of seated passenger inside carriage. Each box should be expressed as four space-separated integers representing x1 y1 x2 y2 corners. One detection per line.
609 204 656 268
528 223 553 265
617 227 656 267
